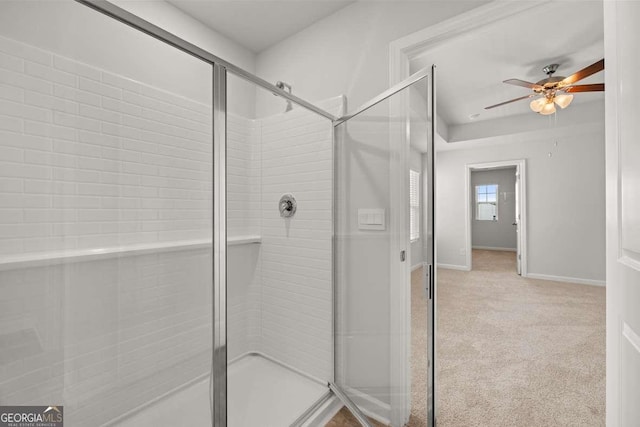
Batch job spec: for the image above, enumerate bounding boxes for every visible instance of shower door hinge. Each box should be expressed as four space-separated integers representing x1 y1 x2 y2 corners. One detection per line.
400 250 406 262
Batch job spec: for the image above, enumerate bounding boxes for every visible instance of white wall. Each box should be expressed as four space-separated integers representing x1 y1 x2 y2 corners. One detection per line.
437 114 606 284
0 1 213 105
470 168 517 251
255 1 488 117
111 0 257 117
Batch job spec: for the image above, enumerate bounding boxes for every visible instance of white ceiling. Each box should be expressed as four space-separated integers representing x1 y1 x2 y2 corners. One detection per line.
411 1 605 126
166 0 355 53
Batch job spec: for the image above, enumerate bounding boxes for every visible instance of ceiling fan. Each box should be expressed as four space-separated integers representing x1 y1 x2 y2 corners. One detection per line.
485 59 604 115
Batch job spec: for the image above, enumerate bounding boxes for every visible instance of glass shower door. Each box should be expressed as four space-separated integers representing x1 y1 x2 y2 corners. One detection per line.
333 68 434 427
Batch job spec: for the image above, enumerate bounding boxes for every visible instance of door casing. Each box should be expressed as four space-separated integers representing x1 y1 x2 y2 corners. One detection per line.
464 160 527 274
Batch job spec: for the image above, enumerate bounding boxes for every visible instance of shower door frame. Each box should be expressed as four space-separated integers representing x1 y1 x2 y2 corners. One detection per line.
72 2 435 426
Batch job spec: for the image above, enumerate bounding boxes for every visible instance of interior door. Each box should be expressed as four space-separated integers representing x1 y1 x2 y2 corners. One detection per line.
333 68 434 427
515 167 521 275
604 2 640 425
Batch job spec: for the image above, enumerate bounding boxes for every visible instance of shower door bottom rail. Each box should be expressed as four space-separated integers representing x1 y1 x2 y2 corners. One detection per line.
328 382 374 427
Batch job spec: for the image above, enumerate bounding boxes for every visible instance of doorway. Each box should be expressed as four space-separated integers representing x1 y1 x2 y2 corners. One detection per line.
465 160 526 275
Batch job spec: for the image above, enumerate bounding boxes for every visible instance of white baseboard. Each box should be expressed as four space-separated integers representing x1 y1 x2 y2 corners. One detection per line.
525 272 605 287
411 263 423 271
472 246 517 252
341 385 390 426
437 263 470 271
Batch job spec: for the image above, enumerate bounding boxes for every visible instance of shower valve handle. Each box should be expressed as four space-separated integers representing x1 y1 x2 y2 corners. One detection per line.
281 200 293 212
279 194 297 218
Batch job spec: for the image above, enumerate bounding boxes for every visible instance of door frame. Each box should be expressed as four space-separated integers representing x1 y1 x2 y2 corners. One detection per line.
465 160 527 274
388 2 548 422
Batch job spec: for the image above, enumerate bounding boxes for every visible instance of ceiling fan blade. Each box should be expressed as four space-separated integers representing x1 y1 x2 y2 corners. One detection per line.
485 94 535 110
563 83 605 93
560 59 604 85
503 79 544 90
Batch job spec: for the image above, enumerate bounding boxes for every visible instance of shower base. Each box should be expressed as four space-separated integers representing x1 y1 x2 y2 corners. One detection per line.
115 353 328 427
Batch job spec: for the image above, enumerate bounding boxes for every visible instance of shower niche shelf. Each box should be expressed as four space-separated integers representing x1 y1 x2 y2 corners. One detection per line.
0 236 261 272
227 235 262 246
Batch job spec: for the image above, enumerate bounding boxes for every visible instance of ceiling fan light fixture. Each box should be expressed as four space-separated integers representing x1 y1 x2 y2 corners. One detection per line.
529 97 547 113
554 93 574 109
539 101 556 115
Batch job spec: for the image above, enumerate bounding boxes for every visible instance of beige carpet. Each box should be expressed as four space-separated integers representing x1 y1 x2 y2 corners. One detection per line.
437 250 605 426
407 266 429 426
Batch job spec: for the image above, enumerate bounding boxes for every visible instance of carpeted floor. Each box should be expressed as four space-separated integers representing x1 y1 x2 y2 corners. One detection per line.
328 249 605 426
436 250 605 426
407 266 429 426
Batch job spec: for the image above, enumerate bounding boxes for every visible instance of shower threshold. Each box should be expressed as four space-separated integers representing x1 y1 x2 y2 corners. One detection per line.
114 353 328 427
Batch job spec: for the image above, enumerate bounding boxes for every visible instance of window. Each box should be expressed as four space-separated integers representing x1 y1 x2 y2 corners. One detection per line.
476 184 498 221
410 170 420 241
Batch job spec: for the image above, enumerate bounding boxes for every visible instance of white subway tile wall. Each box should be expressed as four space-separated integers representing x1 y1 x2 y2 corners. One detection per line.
0 35 213 254
258 100 338 381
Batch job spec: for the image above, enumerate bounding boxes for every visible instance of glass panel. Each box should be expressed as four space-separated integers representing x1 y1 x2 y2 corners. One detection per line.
335 76 430 425
225 72 334 427
0 2 212 425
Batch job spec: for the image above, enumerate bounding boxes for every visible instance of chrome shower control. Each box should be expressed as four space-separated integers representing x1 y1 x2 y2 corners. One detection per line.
279 194 297 218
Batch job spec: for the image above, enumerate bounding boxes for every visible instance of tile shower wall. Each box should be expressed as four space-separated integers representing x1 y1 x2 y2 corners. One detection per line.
0 249 212 426
0 37 213 254
258 99 339 381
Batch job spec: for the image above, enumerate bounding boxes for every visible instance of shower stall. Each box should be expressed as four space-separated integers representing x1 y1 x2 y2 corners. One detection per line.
0 1 435 426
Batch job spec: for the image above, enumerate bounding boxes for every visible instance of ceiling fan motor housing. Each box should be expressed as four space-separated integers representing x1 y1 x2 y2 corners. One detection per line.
542 63 560 76
536 64 565 92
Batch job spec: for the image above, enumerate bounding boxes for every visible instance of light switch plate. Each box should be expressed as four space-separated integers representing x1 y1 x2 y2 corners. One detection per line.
358 208 385 230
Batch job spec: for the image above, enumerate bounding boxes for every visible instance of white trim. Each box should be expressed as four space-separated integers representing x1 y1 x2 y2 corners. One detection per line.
437 263 469 271
411 263 424 271
388 3 551 423
389 1 549 77
525 273 606 287
472 246 517 252
465 159 527 275
622 323 640 355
